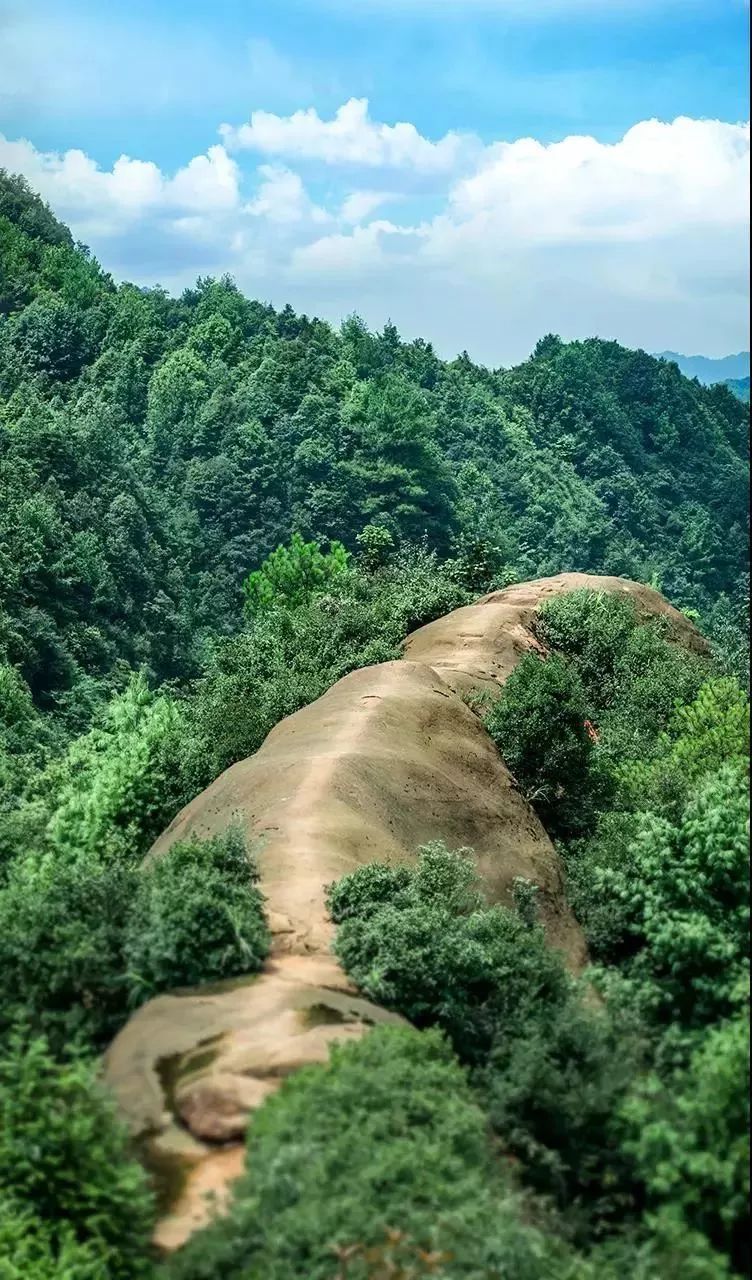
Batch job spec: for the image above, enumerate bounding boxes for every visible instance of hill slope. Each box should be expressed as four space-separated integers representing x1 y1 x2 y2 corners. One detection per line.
0 170 748 735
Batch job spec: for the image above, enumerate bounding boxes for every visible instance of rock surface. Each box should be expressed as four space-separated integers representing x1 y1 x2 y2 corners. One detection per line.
149 659 582 963
104 573 705 1250
403 572 708 698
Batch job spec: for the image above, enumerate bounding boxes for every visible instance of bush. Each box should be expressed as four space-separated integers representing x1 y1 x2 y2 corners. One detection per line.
614 677 750 819
125 828 269 1005
535 590 638 704
45 674 187 867
168 1026 570 1280
0 1032 155 1279
591 764 749 1029
0 1201 111 1280
0 849 134 1048
621 1011 750 1273
243 533 350 616
332 844 570 1064
481 992 643 1218
484 653 594 834
325 860 411 923
580 1211 735 1280
563 813 644 964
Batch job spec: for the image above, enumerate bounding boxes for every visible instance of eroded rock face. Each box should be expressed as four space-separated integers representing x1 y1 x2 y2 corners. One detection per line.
105 573 704 1249
104 955 404 1249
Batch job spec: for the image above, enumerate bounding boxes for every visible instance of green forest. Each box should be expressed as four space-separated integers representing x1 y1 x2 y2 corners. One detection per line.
0 169 749 1280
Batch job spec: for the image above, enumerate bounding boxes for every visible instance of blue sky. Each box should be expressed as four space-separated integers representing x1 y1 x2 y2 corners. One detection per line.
1 0 749 363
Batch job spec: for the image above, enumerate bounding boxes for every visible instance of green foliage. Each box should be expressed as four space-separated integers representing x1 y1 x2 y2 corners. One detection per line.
46 674 187 866
614 677 750 816
0 849 135 1047
243 533 350 616
125 829 269 1004
168 1026 569 1280
354 521 395 571
593 764 749 1029
485 653 594 834
326 860 412 923
0 1203 112 1280
621 1012 750 1272
535 589 638 702
481 992 643 1217
333 844 569 1064
0 1031 155 1278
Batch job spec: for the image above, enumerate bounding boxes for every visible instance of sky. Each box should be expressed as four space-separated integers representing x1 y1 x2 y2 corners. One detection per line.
0 0 749 365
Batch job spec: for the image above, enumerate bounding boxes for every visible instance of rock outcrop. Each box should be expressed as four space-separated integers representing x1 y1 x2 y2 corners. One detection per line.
103 573 704 1248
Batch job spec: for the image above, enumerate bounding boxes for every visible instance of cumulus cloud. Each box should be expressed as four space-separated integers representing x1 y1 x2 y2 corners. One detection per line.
0 111 748 362
246 164 330 224
0 135 240 238
220 97 470 173
443 117 750 246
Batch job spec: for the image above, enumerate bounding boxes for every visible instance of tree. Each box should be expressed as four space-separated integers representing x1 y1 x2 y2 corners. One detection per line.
243 533 350 616
125 829 270 1005
485 653 594 834
168 1026 569 1280
622 1012 750 1273
0 1031 155 1278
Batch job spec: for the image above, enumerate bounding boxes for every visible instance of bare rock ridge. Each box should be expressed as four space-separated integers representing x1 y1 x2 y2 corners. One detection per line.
103 574 705 1249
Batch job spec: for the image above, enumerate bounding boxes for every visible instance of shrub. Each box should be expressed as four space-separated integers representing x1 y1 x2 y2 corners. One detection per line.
243 533 350 615
591 764 749 1028
621 1011 750 1273
125 828 269 1005
481 992 644 1217
0 848 134 1048
614 677 750 818
0 1032 155 1279
45 674 187 867
535 589 638 703
484 653 594 834
332 844 570 1064
563 813 644 964
168 1026 570 1280
325 860 411 923
0 1201 111 1280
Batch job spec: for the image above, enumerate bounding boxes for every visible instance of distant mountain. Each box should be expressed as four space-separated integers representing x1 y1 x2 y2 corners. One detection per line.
655 350 750 385
724 375 750 403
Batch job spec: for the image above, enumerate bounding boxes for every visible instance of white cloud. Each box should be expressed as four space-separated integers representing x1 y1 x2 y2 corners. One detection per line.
339 191 396 224
441 117 750 248
291 220 420 278
0 135 240 238
220 97 470 173
0 113 748 363
246 164 330 224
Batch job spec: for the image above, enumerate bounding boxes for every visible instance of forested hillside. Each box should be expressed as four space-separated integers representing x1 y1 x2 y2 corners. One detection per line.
0 171 749 1280
1 170 748 730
